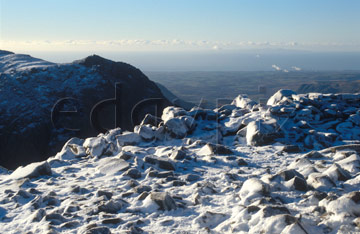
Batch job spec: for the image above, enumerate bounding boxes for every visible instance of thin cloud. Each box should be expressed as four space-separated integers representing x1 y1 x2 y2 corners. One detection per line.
272 65 282 71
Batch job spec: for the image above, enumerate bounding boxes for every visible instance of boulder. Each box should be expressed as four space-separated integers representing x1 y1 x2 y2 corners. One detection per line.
150 192 177 211
9 161 51 180
267 89 296 106
232 94 258 110
246 119 282 146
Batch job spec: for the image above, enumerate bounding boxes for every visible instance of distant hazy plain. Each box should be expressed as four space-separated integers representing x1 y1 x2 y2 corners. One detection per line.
29 50 360 72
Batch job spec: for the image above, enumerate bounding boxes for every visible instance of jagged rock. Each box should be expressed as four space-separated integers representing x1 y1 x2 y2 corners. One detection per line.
60 221 81 229
9 161 51 180
261 206 290 218
170 149 186 160
236 158 248 166
323 163 351 182
102 218 122 225
124 168 142 179
172 180 186 186
277 169 305 181
285 176 308 191
282 145 302 153
84 226 111 234
144 155 175 171
303 151 325 159
117 151 134 161
134 124 157 141
307 173 336 190
150 192 177 211
164 116 194 139
31 208 46 222
98 200 123 214
133 185 152 194
206 143 233 155
96 191 113 200
185 174 200 182
138 192 149 200
148 170 174 178
45 212 67 225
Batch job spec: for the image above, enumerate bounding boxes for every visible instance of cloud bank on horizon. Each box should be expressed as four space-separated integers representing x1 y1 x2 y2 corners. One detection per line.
1 39 359 53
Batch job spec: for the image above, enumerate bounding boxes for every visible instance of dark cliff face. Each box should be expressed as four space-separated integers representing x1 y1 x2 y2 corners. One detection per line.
0 53 170 170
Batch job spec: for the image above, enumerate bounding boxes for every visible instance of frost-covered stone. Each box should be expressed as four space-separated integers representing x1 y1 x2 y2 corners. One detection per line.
232 94 258 110
161 106 188 122
9 161 51 180
150 192 177 211
267 89 296 106
246 119 281 146
164 117 189 138
134 124 157 141
240 178 270 205
116 132 142 146
193 211 228 229
96 158 130 175
55 137 86 160
83 137 108 157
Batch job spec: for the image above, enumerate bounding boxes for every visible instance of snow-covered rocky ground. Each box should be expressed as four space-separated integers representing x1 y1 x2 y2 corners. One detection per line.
1 90 360 233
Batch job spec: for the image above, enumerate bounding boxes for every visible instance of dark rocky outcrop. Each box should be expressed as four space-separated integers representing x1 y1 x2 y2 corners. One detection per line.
0 51 171 169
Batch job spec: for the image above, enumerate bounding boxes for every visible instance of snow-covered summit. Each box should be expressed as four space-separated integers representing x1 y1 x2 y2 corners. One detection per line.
1 88 360 233
0 50 55 73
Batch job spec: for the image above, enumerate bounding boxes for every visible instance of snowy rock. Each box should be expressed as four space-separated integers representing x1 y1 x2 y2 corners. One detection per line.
97 200 124 214
232 94 258 110
134 124 157 141
9 161 51 180
240 178 270 205
267 89 297 106
161 106 188 122
124 168 142 179
55 137 86 160
116 132 142 146
170 149 187 160
323 163 351 182
150 192 177 211
164 116 193 139
83 226 111 234
144 155 175 171
83 137 108 157
96 158 130 175
193 211 228 229
246 119 281 146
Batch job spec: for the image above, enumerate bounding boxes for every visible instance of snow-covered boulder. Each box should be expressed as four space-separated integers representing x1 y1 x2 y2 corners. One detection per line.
116 132 142 146
267 89 297 106
240 178 270 205
161 106 188 122
246 119 282 146
83 136 108 157
232 94 258 110
9 161 51 180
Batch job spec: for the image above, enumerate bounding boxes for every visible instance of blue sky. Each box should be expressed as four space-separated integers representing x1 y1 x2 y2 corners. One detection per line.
1 0 359 53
